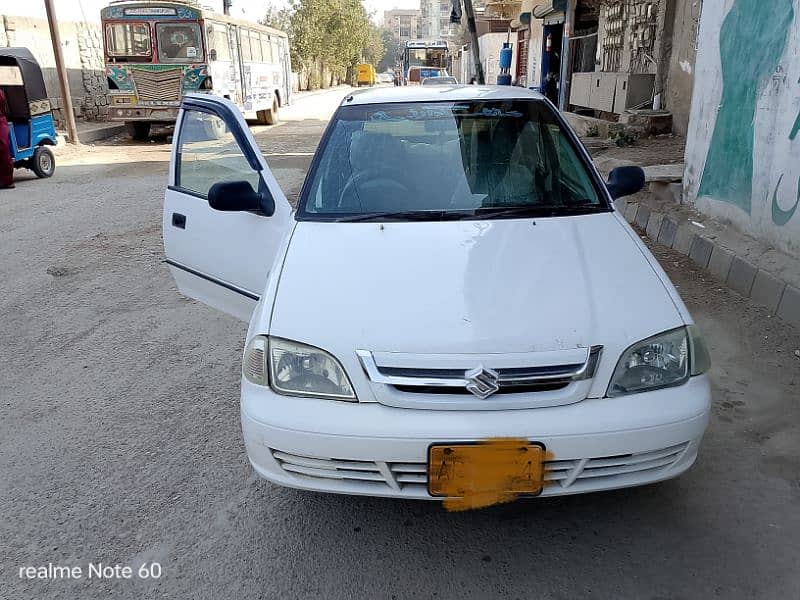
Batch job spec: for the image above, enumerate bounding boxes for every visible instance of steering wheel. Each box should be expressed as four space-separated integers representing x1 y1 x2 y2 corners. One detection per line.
338 169 413 211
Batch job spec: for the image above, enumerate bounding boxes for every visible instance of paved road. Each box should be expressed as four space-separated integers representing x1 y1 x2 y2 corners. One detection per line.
2 87 799 600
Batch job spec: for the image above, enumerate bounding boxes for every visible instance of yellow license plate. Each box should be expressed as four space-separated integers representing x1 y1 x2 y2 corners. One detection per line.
428 439 545 497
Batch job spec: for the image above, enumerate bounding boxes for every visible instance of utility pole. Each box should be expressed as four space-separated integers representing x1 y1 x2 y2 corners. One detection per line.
463 0 485 84
44 0 79 144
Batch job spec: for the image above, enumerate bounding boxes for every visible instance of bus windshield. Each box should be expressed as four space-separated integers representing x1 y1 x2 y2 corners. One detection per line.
407 49 427 67
156 22 204 62
106 22 152 60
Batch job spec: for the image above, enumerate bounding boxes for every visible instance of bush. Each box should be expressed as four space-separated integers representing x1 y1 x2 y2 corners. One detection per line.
610 129 638 147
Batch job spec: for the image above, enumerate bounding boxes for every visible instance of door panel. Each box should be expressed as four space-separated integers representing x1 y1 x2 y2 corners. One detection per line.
163 94 292 321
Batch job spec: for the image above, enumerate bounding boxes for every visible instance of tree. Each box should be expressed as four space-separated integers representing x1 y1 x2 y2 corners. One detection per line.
378 28 399 72
269 0 387 89
363 24 385 68
260 2 292 32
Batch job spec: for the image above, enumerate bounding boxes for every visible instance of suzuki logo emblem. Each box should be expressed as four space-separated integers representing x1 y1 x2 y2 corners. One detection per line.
465 365 500 399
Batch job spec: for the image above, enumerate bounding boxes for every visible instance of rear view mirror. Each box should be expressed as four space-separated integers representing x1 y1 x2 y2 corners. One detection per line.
209 48 218 61
208 180 275 216
606 166 645 199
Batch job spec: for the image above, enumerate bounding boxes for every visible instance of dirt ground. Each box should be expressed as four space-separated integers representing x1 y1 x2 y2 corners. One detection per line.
590 133 688 166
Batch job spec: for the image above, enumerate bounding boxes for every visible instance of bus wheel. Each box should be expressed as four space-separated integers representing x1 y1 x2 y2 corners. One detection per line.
125 122 151 141
258 96 280 125
31 146 56 178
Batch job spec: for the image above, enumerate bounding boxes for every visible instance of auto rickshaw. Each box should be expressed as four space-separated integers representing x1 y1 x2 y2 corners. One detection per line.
0 48 57 178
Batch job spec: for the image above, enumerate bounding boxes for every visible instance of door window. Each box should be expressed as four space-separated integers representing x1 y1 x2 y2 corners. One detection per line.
176 110 261 197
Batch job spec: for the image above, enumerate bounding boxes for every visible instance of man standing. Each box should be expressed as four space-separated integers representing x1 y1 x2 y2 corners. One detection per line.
0 89 14 189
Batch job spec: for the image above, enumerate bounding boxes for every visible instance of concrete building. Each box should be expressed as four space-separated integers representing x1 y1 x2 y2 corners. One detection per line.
451 10 519 84
419 0 458 40
384 9 421 43
684 0 800 259
529 0 701 135
511 0 545 89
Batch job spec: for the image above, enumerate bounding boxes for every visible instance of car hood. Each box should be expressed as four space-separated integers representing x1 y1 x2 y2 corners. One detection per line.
269 214 685 390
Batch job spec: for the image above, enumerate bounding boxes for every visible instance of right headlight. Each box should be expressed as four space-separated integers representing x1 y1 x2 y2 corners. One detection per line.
607 326 710 398
243 335 356 401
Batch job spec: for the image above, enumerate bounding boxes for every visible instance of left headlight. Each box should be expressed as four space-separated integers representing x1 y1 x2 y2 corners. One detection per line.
607 326 709 398
243 335 356 401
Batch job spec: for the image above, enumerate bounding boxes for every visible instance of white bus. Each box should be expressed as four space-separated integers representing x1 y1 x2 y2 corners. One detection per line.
102 0 292 139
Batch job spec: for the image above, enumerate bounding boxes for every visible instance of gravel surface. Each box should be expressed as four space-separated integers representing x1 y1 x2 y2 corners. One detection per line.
2 88 799 599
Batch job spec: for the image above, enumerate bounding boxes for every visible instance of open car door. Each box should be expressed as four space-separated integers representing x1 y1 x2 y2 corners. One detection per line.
163 94 292 321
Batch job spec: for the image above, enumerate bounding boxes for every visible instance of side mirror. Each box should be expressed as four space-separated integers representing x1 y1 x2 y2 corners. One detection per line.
208 180 275 216
606 166 645 199
209 48 218 61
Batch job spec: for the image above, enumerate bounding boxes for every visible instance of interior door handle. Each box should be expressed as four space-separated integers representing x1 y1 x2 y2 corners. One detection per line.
172 213 186 229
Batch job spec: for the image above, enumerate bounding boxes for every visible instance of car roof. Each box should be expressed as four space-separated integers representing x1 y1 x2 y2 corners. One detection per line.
342 85 547 106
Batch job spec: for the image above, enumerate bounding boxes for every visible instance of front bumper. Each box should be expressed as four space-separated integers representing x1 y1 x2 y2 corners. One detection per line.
109 106 180 122
241 376 711 499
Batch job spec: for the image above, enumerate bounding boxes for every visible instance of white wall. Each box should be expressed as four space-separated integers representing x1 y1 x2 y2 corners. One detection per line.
684 0 800 258
526 19 543 89
479 33 517 85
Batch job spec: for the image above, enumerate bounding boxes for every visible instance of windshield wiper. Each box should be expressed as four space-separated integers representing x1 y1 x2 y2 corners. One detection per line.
472 203 605 219
332 203 605 222
334 210 470 222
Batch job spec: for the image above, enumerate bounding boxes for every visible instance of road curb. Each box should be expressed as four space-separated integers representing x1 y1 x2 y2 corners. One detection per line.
617 198 800 329
58 123 127 144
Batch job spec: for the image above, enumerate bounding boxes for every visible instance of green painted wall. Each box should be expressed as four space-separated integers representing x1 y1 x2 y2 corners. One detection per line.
697 0 795 215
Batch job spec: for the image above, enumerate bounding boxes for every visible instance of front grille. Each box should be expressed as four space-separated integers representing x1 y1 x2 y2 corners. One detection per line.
544 442 690 489
394 382 570 394
356 347 603 405
382 363 580 395
131 67 182 102
271 442 691 495
271 450 428 492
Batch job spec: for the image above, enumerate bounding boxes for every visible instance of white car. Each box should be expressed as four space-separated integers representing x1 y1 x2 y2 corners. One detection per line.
163 86 711 501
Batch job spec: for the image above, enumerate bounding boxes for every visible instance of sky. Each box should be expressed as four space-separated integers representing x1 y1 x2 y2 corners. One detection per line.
8 0 420 24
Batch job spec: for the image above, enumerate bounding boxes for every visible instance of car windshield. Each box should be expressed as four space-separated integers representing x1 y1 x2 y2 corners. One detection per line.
299 100 605 221
156 22 204 62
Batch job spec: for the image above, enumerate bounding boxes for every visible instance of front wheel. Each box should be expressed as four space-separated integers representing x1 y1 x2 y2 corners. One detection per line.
31 146 55 178
125 121 151 141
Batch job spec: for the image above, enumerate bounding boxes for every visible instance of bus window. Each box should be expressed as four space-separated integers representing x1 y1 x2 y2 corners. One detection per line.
156 22 204 62
106 23 151 61
208 23 231 61
260 34 273 63
272 40 281 64
249 30 263 62
240 28 252 61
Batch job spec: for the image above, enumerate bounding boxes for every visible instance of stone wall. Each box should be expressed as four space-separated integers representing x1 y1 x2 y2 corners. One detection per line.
77 23 109 121
684 0 800 258
0 14 108 124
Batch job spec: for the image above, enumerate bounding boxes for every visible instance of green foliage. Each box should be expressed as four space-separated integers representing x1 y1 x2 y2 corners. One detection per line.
260 3 293 32
378 28 399 72
274 0 388 86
